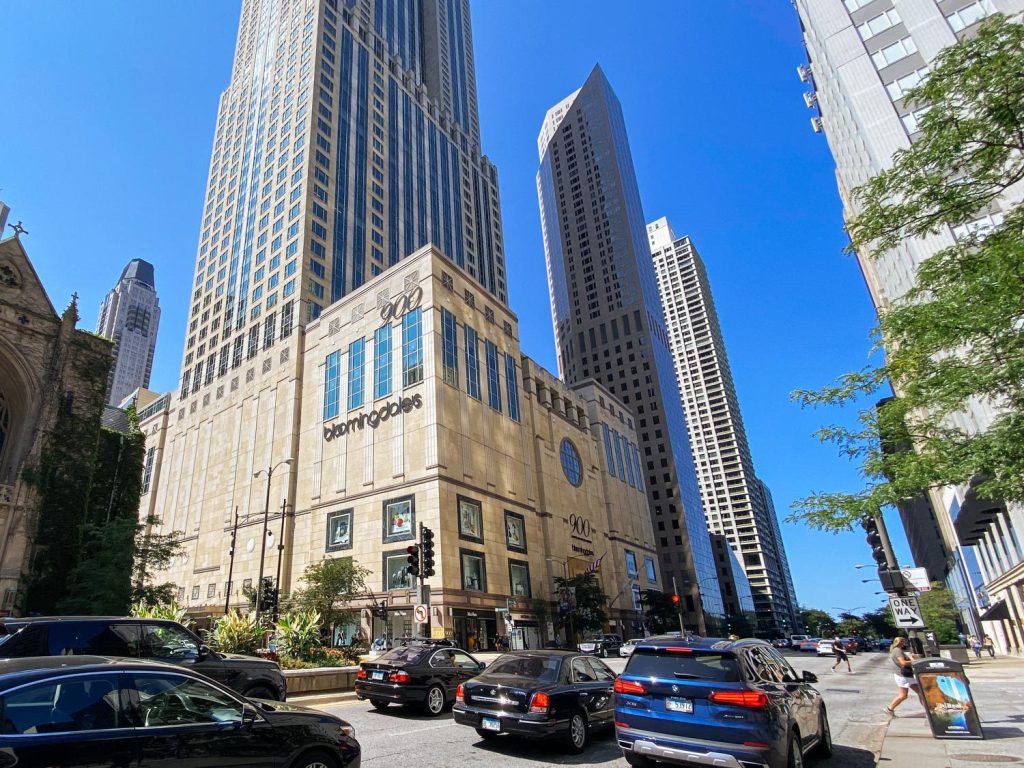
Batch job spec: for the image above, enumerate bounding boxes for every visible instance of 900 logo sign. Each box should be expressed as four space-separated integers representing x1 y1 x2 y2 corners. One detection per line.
380 286 424 322
569 514 592 539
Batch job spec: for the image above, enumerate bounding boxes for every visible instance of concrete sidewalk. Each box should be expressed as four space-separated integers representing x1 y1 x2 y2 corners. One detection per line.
878 654 1024 767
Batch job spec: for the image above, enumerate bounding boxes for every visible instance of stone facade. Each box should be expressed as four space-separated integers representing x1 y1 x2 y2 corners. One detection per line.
142 246 659 647
0 229 113 614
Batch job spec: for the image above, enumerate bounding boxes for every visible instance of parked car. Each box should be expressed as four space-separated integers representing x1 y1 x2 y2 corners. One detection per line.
0 655 360 767
453 650 616 753
577 633 622 657
614 636 832 768
798 638 821 652
840 638 859 655
790 634 811 647
0 616 287 701
816 639 835 656
771 638 792 649
354 640 484 715
620 638 644 657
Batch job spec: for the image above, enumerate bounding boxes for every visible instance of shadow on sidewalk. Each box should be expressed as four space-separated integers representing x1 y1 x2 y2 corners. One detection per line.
825 744 875 767
980 725 1024 740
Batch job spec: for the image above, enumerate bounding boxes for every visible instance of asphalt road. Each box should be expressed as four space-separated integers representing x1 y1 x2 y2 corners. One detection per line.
318 648 896 768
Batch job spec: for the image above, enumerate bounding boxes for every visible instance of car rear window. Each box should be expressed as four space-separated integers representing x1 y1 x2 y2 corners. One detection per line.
378 646 429 664
487 654 561 683
626 649 741 682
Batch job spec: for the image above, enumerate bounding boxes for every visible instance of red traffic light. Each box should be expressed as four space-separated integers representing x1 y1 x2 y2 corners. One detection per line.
407 544 419 555
671 594 680 605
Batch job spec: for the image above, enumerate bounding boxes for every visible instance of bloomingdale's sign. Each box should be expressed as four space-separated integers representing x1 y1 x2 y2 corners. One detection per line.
323 393 423 441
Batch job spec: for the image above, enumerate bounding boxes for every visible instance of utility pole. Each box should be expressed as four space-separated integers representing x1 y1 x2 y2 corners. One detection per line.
272 498 289 622
225 507 239 615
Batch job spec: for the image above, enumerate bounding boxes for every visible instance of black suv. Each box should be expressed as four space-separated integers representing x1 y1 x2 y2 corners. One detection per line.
0 617 287 701
577 633 622 658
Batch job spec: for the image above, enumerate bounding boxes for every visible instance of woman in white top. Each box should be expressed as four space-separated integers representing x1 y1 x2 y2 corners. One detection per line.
885 637 921 715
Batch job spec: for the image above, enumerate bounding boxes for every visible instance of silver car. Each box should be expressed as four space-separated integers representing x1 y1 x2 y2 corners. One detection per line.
619 638 643 657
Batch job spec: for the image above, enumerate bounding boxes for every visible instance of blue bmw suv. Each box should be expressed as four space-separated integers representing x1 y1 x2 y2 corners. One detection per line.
613 636 831 768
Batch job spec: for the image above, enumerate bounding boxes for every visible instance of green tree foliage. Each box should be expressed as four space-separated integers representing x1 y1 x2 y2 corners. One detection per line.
917 583 961 644
554 572 607 636
288 557 368 643
640 589 678 634
791 16 1024 530
836 612 868 637
861 608 897 638
131 516 184 606
801 608 837 637
275 610 323 662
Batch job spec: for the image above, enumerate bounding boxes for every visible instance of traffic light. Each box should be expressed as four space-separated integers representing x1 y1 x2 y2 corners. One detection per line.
420 527 435 578
258 577 276 612
861 515 888 567
374 600 389 619
671 594 681 606
406 544 420 578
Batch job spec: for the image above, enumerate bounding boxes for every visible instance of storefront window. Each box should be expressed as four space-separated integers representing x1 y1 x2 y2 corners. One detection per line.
326 509 353 552
347 338 365 410
458 496 483 543
509 561 531 598
504 510 527 554
464 324 481 399
384 550 413 591
485 340 502 413
460 550 486 592
401 307 423 387
323 350 340 420
373 324 392 399
382 495 415 543
441 308 459 386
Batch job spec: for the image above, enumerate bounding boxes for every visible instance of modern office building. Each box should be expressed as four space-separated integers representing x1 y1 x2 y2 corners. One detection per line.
709 533 757 633
141 246 661 645
96 259 161 406
647 217 800 635
794 0 1024 650
535 65 723 634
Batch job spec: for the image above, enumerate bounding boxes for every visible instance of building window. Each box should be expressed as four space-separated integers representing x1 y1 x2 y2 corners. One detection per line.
384 549 414 591
947 0 996 33
441 308 459 387
401 307 423 387
374 324 392 399
560 438 583 487
326 508 353 552
141 447 155 495
207 584 216 599
247 326 259 359
871 36 918 69
347 338 365 410
324 350 340 420
504 353 520 422
645 556 657 583
613 431 627 481
382 495 415 543
460 549 486 592
485 340 502 413
458 496 484 543
191 586 200 601
624 550 638 578
885 66 929 101
509 560 531 598
631 444 645 491
857 8 901 41
464 325 481 399
504 510 527 554
624 437 637 488
601 423 615 476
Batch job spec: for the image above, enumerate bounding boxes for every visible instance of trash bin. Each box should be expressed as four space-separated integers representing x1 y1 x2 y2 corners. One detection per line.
912 657 984 739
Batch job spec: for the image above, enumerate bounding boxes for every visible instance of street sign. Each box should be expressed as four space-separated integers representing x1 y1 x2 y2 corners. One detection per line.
413 604 428 624
901 567 932 592
889 596 926 629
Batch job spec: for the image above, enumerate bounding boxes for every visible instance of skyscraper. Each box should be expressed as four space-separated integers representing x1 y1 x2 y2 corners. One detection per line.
96 259 160 406
148 0 505 575
536 66 723 633
795 0 1024 650
647 218 799 635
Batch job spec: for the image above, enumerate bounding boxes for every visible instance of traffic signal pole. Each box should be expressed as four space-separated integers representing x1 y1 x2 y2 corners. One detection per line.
672 576 686 636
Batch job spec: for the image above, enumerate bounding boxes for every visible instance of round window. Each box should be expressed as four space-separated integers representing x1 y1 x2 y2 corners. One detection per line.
560 438 583 487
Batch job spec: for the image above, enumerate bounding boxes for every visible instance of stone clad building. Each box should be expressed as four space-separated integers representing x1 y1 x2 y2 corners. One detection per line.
0 220 114 613
141 246 660 646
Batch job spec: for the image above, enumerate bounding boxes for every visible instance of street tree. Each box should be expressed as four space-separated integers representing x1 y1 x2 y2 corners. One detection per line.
640 589 678 634
801 608 837 637
836 612 867 637
791 15 1024 531
861 607 897 638
132 516 184 606
288 557 369 643
917 583 962 644
554 572 607 636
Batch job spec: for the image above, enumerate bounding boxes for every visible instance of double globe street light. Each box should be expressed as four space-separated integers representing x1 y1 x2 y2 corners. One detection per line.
253 458 293 626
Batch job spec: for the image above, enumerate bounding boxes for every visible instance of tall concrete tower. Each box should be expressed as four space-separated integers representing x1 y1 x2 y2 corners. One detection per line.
647 217 800 635
536 66 723 634
96 259 160 406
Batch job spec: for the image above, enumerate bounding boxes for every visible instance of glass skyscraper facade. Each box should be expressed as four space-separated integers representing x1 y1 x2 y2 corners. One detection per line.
536 66 723 633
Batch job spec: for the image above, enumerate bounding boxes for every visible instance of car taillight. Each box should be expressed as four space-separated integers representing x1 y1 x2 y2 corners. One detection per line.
356 668 367 679
456 684 464 702
390 671 411 683
664 647 694 654
613 678 647 695
528 691 550 713
709 690 769 708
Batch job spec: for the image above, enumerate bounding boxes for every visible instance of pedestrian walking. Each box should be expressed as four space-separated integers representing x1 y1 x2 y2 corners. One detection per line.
885 637 922 716
970 635 983 659
830 635 852 673
957 631 967 647
983 635 995 658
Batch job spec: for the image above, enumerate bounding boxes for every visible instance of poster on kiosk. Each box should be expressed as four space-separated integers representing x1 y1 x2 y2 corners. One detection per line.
913 658 984 739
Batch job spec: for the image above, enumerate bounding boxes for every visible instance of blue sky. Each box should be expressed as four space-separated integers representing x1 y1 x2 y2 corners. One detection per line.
0 1 910 620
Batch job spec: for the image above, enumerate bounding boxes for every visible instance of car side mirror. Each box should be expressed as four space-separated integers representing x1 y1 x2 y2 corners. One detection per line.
802 671 818 684
198 644 213 660
241 704 259 729
477 662 487 672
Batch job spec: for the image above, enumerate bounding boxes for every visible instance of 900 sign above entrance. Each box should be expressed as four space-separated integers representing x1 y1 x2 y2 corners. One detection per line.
380 286 424 322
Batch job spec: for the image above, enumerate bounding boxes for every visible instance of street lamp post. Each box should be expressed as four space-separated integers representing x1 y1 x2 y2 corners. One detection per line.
253 458 293 626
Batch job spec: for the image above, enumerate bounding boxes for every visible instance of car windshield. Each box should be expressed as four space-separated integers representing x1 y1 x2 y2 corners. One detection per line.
487 654 561 683
626 649 741 682
378 646 428 664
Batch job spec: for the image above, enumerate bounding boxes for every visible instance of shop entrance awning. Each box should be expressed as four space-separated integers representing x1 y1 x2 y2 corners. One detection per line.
979 600 1010 622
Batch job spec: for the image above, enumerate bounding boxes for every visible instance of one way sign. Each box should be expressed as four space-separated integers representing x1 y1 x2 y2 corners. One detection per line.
889 596 926 629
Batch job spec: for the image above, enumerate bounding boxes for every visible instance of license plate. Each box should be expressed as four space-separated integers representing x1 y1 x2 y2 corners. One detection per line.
481 716 501 731
666 698 693 714
372 671 385 680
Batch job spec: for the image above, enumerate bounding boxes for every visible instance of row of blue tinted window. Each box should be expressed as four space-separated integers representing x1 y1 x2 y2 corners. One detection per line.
440 308 520 422
601 422 644 492
323 307 423 419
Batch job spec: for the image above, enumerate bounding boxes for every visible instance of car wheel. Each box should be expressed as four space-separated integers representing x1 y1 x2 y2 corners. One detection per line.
564 711 589 754
811 708 833 758
623 751 656 768
786 731 804 768
244 684 278 701
424 684 446 716
370 699 390 710
599 647 607 658
291 749 338 768
475 729 499 740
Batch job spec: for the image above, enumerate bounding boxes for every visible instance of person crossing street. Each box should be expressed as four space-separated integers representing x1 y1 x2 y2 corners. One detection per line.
830 634 852 673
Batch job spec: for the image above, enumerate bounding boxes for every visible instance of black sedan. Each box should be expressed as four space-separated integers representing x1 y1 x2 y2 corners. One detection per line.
354 640 485 715
0 655 360 768
452 650 616 753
